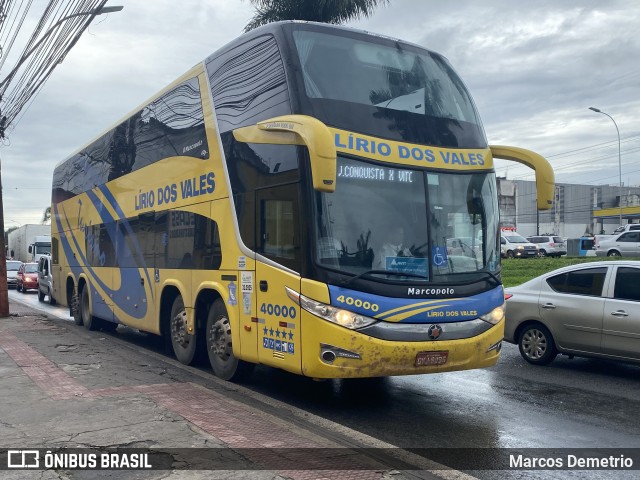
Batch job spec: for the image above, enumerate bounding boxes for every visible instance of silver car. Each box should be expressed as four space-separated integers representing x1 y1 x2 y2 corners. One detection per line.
595 231 640 257
504 261 640 365
37 254 56 305
6 260 22 288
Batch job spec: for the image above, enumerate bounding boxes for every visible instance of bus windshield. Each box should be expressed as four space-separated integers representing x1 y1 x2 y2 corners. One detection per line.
314 157 500 282
291 27 486 148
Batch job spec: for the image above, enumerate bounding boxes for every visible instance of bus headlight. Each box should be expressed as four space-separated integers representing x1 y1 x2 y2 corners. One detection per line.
479 304 505 325
286 287 377 330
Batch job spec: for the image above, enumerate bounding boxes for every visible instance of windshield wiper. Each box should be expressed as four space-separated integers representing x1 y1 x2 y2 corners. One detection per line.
343 269 428 287
478 270 501 286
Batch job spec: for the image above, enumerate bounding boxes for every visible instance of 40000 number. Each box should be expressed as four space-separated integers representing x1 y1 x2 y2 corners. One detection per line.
335 295 379 312
260 303 297 318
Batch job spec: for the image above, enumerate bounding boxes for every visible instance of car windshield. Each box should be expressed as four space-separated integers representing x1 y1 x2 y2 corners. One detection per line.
314 156 500 283
6 261 21 271
24 264 38 273
504 235 529 243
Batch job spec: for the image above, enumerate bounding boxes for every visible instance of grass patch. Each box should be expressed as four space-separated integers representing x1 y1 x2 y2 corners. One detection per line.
501 256 635 288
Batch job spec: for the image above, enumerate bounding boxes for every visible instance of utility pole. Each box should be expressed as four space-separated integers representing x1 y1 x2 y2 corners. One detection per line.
0 163 7 317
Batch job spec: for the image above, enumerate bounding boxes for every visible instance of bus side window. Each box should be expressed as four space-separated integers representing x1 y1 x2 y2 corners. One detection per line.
154 211 222 270
206 34 290 134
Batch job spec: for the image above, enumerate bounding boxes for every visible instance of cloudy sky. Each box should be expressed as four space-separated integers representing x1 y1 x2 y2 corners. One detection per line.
1 0 639 226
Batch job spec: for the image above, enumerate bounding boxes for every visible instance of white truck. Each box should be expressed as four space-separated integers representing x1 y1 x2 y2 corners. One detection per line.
7 224 51 263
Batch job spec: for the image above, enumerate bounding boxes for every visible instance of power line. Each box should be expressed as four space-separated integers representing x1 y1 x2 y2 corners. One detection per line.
0 0 110 138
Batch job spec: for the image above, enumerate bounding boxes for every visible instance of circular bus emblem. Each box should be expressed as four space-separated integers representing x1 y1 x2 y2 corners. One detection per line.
428 324 443 340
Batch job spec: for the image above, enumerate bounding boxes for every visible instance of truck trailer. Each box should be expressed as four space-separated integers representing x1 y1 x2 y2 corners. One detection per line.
7 225 51 263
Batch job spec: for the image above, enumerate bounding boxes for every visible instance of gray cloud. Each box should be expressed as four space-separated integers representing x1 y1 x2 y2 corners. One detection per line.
2 0 639 225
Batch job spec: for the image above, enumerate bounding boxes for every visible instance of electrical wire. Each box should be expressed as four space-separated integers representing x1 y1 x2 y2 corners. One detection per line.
0 0 108 138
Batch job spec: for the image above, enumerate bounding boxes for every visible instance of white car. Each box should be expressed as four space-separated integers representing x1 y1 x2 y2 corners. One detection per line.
500 234 538 258
612 224 640 234
526 235 566 257
505 261 640 365
595 231 640 257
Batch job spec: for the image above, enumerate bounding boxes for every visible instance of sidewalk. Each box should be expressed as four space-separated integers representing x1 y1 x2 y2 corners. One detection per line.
0 298 443 479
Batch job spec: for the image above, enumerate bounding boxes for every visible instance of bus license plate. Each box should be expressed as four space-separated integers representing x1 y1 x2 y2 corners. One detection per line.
415 351 448 367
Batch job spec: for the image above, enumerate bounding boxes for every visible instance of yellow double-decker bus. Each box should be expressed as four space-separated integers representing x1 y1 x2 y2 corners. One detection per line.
51 21 554 381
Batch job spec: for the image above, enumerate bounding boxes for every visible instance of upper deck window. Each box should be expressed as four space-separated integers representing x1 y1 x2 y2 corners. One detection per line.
290 27 486 148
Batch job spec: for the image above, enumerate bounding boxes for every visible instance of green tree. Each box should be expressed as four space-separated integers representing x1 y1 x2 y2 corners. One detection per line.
245 0 390 32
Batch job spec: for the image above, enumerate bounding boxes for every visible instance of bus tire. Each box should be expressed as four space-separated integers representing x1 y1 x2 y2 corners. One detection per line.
206 299 254 381
81 286 100 331
72 289 83 326
170 295 197 365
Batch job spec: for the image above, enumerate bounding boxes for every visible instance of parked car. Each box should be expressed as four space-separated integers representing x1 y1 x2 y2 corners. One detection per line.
526 235 566 257
500 234 538 258
6 260 22 288
612 224 640 234
37 254 56 305
16 262 38 292
504 261 640 365
594 231 640 257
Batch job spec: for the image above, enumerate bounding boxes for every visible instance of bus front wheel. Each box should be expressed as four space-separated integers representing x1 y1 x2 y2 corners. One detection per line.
206 299 254 381
170 295 197 365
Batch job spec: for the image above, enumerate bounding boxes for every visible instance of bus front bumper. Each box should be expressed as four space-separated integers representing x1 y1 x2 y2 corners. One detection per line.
300 312 504 378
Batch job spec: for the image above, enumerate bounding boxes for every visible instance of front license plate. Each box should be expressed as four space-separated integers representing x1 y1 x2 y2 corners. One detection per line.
415 351 448 367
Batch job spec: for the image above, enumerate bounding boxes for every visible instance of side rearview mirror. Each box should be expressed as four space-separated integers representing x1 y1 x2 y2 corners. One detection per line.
233 115 337 193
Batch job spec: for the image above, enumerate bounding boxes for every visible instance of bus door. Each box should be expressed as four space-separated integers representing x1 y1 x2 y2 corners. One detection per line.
255 185 302 374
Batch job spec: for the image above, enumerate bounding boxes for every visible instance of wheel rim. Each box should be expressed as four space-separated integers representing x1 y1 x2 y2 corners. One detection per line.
521 328 548 360
208 316 232 363
171 307 191 349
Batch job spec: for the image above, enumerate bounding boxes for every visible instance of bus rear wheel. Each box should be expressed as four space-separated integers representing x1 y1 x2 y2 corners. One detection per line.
71 288 83 325
81 286 100 331
170 295 197 365
206 299 254 381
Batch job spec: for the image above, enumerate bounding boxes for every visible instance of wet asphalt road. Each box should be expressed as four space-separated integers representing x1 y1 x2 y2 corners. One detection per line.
11 289 640 479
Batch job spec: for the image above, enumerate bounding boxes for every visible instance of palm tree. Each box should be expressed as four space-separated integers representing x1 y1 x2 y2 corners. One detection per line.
245 0 390 32
41 206 51 225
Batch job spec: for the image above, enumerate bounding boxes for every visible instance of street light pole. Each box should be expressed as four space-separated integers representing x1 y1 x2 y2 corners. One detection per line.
589 107 623 226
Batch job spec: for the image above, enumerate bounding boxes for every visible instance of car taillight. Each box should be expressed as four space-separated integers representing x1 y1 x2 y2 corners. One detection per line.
549 243 555 247
504 293 513 300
